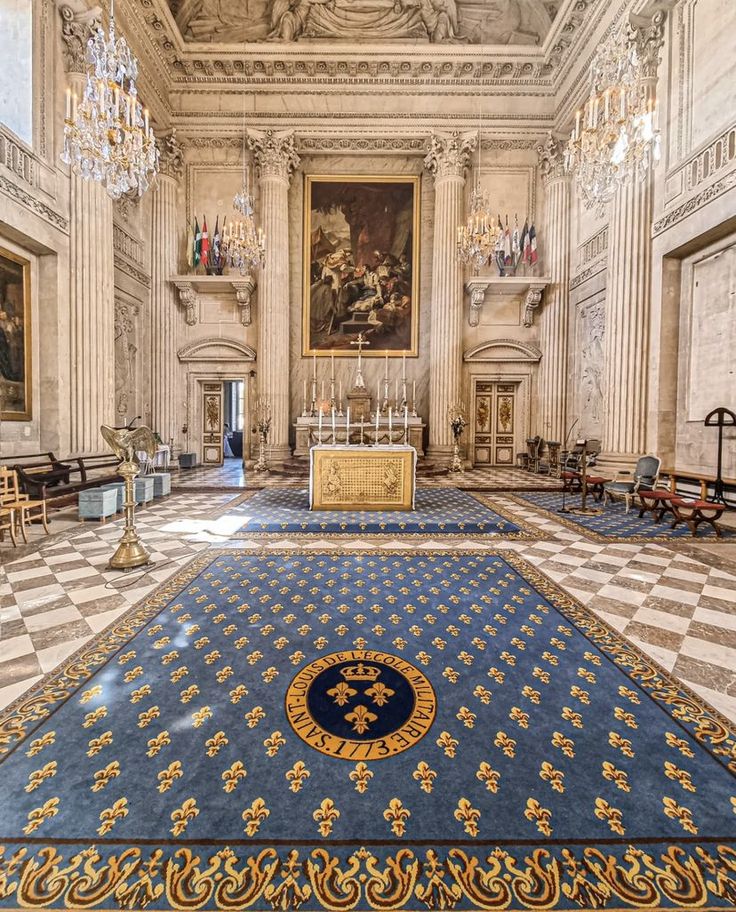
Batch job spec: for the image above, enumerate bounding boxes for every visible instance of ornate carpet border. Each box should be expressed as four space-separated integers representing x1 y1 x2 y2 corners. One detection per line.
1 548 733 774
505 494 735 544
220 491 541 541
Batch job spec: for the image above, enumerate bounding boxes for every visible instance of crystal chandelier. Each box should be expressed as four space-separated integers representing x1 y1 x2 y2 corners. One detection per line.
565 20 660 211
457 132 501 271
222 215 266 275
61 0 158 199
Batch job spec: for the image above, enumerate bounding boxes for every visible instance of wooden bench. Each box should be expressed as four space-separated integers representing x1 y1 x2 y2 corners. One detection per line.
660 468 736 504
1 452 122 505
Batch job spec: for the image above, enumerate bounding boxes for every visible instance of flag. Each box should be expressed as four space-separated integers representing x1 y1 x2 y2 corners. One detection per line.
193 217 201 268
520 220 530 264
511 215 520 268
212 215 221 266
186 219 195 269
200 216 210 267
503 216 512 265
529 224 538 266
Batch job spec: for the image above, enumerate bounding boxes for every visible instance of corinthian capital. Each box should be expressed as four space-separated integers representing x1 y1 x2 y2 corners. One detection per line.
424 131 476 182
536 131 568 185
247 129 300 182
158 128 185 181
629 9 667 82
59 4 101 75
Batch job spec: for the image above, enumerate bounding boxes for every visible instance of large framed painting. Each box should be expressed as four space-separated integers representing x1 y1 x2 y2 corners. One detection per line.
303 175 420 357
0 247 31 421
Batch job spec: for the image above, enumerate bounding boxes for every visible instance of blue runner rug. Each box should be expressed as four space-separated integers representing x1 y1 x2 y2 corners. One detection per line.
233 487 529 537
515 491 735 541
0 550 734 911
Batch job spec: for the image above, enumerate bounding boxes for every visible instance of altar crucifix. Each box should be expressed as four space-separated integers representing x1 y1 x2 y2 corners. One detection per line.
350 332 369 390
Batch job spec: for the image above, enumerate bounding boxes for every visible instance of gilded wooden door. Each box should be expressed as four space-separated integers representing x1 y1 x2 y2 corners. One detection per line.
472 381 517 466
202 382 224 466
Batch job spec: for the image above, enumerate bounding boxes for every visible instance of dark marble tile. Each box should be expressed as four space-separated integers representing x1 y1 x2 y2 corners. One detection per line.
28 619 92 651
638 595 697 619
623 620 685 653
673 653 736 695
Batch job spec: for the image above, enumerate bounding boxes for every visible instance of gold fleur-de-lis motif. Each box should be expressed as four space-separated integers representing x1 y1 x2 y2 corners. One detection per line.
618 685 641 704
494 731 516 758
157 760 184 793
664 761 696 792
454 798 480 836
234 637 248 649
443 666 459 684
123 666 144 683
245 706 266 728
458 651 474 666
577 667 596 684
521 685 541 704
415 651 431 666
216 666 234 683
412 761 437 793
594 797 625 834
314 798 340 837
264 731 286 757
170 797 199 836
87 730 113 758
613 707 638 729
98 797 129 836
500 651 516 667
130 685 151 704
274 636 289 649
473 685 492 704
561 706 583 729
80 685 103 705
437 731 459 758
601 761 630 792
229 684 249 704
665 732 694 758
509 706 530 728
223 624 238 635
191 706 213 728
532 666 550 685
205 650 221 665
289 651 305 665
137 706 160 728
488 667 505 684
194 636 210 650
327 682 357 707
25 761 57 793
262 666 279 683
27 731 56 758
393 637 408 650
83 706 108 728
285 761 310 793
180 685 199 704
154 637 171 649
570 686 590 705
365 682 395 706
91 760 120 793
456 706 476 728
551 731 575 758
161 651 179 665
169 665 189 684
23 797 60 834
205 730 228 757
608 731 634 757
145 730 171 758
539 761 565 793
383 798 410 836
349 762 374 794
583 651 601 666
344 705 377 735
222 761 247 793
524 798 553 836
118 650 136 664
476 762 500 793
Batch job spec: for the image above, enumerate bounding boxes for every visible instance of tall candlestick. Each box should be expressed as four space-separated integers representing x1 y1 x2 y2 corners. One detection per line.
312 354 317 380
338 380 342 404
331 352 334 379
331 407 336 442
388 406 393 439
377 380 381 409
375 407 380 436
318 408 323 442
404 405 408 440
346 407 350 444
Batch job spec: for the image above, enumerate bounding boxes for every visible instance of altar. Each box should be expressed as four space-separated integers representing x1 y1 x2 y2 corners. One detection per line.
310 444 416 511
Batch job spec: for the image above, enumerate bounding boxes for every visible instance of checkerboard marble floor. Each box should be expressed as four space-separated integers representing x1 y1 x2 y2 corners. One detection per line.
2 475 735 729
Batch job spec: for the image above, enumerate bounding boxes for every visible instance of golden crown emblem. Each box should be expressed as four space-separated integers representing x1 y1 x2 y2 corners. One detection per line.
340 663 381 682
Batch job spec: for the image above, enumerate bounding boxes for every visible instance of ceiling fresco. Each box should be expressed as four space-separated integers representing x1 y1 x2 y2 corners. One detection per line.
168 0 564 46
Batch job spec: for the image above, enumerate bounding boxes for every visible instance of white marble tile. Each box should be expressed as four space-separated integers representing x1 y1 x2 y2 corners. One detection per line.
680 635 736 671
597 584 647 606
0 633 34 662
36 635 92 674
0 674 42 712
648 584 701 606
631 606 692 636
24 604 84 633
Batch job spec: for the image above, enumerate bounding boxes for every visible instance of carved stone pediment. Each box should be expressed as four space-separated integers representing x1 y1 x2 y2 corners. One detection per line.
178 338 257 363
464 339 542 363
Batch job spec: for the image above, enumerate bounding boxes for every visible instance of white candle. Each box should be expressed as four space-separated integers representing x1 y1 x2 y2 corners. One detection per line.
376 408 380 434
404 405 408 438
346 407 350 443
331 407 336 440
388 406 393 436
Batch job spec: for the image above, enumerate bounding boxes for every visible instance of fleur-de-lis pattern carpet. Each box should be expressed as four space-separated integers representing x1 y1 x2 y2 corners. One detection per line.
0 550 734 911
514 491 735 542
232 488 530 537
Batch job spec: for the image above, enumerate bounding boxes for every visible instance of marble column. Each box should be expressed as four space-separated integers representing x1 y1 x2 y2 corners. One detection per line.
600 12 665 466
536 133 571 444
150 130 184 445
423 131 475 456
247 129 300 462
61 11 115 455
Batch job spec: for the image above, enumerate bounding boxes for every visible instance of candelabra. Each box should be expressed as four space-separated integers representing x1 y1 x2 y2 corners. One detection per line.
61 0 159 199
222 217 266 275
254 397 271 473
457 183 502 271
448 404 467 473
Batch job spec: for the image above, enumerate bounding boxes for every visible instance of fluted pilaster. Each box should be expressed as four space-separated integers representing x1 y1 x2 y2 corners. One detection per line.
536 133 570 443
248 129 300 461
600 175 653 462
424 131 475 455
150 130 184 444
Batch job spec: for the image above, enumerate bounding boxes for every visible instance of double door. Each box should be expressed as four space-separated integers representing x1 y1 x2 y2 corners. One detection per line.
472 381 518 466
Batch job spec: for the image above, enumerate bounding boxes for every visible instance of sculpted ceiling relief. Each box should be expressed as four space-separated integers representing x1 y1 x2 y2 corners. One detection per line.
168 0 560 45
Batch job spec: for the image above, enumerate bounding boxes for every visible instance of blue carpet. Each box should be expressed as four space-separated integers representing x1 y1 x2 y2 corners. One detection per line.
517 491 735 541
234 487 527 536
0 551 734 911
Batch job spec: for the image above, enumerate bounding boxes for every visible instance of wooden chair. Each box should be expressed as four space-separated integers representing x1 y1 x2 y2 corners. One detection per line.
603 455 661 513
0 467 50 546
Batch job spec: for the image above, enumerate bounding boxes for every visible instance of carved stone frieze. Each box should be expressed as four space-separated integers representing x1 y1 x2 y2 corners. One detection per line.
114 299 140 417
653 171 736 236
0 125 34 186
536 131 567 184
0 173 68 232
158 128 185 180
424 131 476 181
247 128 300 181
59 4 101 75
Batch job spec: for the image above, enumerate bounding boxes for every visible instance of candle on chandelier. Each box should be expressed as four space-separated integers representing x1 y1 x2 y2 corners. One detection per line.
143 108 149 133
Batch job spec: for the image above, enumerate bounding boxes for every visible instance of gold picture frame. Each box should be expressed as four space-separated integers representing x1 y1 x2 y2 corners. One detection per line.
0 246 32 421
303 174 420 357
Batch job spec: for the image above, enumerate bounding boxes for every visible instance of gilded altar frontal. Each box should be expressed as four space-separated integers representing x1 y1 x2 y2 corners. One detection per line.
1 0 735 910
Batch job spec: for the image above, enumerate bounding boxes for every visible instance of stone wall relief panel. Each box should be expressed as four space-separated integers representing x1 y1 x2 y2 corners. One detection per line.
114 295 141 425
573 295 605 442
